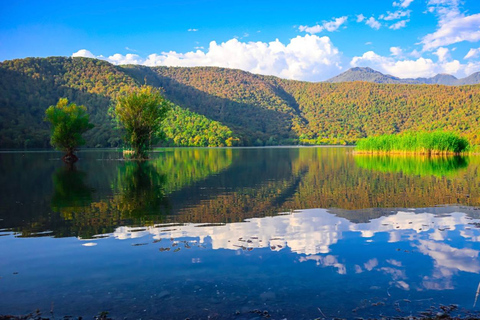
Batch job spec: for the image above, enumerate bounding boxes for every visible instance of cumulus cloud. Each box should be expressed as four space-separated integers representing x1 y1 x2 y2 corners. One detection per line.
188 28 198 32
465 47 480 59
350 49 477 78
434 47 450 62
356 14 366 22
72 49 96 58
421 13 480 51
365 17 381 30
72 35 343 81
393 0 414 8
390 46 403 56
422 0 480 51
108 53 144 65
299 16 348 34
389 19 409 30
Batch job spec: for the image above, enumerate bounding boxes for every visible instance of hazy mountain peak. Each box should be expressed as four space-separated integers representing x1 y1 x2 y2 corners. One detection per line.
326 68 478 86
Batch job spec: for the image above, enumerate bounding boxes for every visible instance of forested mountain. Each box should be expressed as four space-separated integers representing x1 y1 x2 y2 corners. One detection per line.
326 67 480 85
0 57 238 148
1 57 480 148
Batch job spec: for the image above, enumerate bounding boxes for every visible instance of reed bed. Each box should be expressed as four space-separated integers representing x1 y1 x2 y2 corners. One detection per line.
354 131 469 155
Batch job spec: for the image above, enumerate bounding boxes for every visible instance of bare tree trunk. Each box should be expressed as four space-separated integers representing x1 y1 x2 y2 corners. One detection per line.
62 148 78 164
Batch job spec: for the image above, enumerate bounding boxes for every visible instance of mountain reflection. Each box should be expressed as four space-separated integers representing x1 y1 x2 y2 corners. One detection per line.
3 148 480 238
354 154 469 177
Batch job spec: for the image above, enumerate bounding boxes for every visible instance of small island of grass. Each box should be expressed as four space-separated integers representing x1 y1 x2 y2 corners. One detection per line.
354 131 470 155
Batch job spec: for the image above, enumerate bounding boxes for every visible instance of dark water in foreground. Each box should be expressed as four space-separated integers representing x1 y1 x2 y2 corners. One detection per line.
1 147 480 319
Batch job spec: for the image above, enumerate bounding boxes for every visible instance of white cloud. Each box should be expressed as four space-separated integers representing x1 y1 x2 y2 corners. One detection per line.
465 47 480 59
422 0 480 51
380 10 411 21
434 47 450 62
390 46 403 56
389 19 409 30
393 0 414 8
357 14 366 22
72 49 96 58
298 25 324 34
299 16 348 34
188 28 198 32
421 13 480 51
107 53 144 65
365 17 381 30
350 50 476 78
72 35 343 82
324 16 348 31
427 0 461 24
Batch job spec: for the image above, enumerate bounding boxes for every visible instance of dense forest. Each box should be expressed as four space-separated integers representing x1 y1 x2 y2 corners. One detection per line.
1 56 480 148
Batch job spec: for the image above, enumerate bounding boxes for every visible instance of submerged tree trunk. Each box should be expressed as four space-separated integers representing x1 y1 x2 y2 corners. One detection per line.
62 148 78 164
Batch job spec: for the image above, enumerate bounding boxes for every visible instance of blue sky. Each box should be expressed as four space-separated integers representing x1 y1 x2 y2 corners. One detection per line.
2 0 480 81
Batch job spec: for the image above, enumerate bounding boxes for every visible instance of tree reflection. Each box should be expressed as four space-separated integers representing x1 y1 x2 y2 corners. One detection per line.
354 154 469 177
51 164 95 214
47 161 169 239
112 161 170 219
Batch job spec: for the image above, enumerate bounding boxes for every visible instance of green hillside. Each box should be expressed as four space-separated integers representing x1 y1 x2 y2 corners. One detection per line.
0 57 238 148
1 56 480 148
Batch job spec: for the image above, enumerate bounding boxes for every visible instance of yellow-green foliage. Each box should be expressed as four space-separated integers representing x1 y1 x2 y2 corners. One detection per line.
161 105 240 147
354 154 469 177
44 98 94 152
355 131 469 154
113 86 171 159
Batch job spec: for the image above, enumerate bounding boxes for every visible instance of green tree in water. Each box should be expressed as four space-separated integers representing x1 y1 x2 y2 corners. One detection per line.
45 98 94 163
113 86 171 159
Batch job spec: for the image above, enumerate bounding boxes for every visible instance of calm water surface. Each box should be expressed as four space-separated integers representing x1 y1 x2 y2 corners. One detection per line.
1 147 480 319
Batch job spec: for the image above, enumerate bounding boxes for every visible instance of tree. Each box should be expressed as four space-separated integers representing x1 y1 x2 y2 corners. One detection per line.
45 98 94 163
113 86 171 159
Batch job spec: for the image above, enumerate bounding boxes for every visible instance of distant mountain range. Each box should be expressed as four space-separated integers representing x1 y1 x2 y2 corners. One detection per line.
326 67 480 86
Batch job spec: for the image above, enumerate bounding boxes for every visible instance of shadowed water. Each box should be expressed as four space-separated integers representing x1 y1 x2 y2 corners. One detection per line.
0 147 480 319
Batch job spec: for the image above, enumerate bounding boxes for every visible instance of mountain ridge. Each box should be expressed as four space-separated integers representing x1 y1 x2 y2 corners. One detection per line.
326 67 480 85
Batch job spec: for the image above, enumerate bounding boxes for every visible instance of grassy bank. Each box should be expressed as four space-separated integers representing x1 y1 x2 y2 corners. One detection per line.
355 131 470 155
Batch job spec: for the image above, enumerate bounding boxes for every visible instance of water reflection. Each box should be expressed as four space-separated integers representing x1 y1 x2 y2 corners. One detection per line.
111 208 480 298
112 208 480 256
354 154 469 177
51 165 94 214
2 148 480 318
112 161 169 218
2 148 480 237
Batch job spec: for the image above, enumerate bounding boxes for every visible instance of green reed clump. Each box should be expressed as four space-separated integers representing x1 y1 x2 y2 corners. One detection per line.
355 131 469 154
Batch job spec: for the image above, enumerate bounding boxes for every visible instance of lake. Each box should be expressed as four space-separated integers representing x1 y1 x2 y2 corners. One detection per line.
1 147 480 319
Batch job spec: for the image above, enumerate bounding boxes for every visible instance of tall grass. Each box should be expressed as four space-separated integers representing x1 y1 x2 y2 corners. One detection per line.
355 131 469 154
